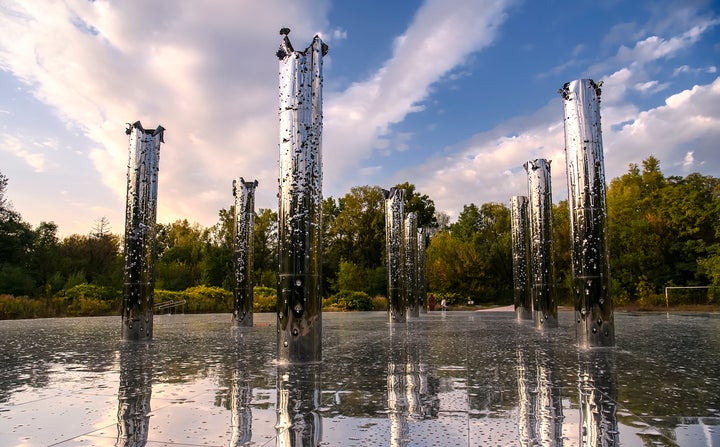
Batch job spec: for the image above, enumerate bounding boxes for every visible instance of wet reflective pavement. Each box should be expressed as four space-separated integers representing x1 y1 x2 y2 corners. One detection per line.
1 311 719 446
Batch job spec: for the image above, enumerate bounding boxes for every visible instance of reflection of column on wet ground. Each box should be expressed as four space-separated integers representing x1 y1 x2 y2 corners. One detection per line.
233 178 258 327
536 353 563 445
516 350 538 445
122 121 164 341
276 364 322 447
277 29 327 363
229 331 253 446
387 361 409 447
384 188 406 323
404 212 419 318
417 228 428 314
387 325 438 446
524 159 558 329
117 342 153 446
516 347 564 446
230 367 253 446
511 196 532 321
578 350 618 447
560 79 614 348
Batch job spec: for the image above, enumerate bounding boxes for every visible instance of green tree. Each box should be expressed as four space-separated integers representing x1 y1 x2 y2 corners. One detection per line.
394 182 437 229
332 186 386 269
607 156 720 301
0 172 37 295
552 200 572 303
253 208 278 288
155 219 204 290
201 207 234 289
29 222 62 296
607 159 670 299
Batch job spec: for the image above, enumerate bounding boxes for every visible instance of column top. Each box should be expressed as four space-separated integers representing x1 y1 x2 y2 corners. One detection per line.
125 121 165 142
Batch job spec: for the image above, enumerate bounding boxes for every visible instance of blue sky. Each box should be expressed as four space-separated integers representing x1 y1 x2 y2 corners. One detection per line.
0 0 718 236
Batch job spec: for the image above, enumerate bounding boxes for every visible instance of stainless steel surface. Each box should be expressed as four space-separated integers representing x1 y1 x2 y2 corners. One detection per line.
417 227 428 314
122 121 164 341
277 29 327 363
232 178 258 327
560 79 615 347
524 159 558 328
384 187 406 323
511 195 532 321
404 212 419 318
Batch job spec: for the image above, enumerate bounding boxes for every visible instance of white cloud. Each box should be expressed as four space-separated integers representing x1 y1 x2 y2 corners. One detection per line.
1 134 49 172
607 76 720 175
322 0 513 194
0 0 331 231
402 102 567 219
404 76 720 222
589 19 718 78
615 20 718 65
633 80 669 94
0 0 515 232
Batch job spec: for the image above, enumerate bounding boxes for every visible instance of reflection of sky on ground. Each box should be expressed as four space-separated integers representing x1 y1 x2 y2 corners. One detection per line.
0 311 718 446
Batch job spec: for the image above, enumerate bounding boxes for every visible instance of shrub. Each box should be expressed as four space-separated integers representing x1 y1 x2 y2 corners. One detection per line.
371 295 387 311
0 294 43 319
324 290 373 311
58 283 116 302
434 292 463 306
183 286 232 313
67 297 112 316
254 286 276 312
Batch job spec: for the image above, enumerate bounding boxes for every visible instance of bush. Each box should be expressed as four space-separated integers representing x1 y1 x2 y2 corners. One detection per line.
59 283 117 302
434 292 463 306
67 297 112 316
254 286 276 312
371 295 387 311
183 286 232 313
323 290 373 311
0 294 43 319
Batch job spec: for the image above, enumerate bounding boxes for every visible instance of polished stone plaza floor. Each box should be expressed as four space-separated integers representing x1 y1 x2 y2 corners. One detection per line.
1 310 719 446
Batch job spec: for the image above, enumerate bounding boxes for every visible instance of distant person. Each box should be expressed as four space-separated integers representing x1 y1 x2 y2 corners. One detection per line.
428 293 436 311
441 298 447 312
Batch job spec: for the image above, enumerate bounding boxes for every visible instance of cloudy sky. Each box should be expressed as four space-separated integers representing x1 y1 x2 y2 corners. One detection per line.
0 0 718 236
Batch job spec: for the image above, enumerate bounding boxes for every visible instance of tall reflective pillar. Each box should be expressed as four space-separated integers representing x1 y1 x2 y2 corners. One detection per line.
417 228 428 314
404 212 419 318
511 196 532 321
384 188 406 323
233 178 258 327
560 79 615 347
524 159 558 328
122 121 164 341
277 29 327 363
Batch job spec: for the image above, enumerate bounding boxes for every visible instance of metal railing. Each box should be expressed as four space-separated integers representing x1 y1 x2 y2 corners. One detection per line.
154 299 186 313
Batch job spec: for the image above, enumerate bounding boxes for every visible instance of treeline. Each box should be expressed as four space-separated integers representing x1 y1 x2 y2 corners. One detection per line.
1 156 718 318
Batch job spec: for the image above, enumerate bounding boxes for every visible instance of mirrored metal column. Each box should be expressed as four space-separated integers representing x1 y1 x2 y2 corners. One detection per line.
524 159 558 328
511 196 532 321
560 79 615 347
417 228 428 314
384 188 406 323
277 29 327 363
122 121 164 340
233 178 258 327
404 212 419 318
